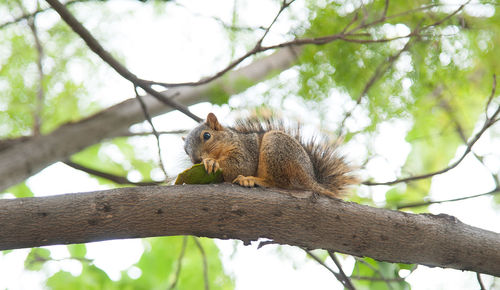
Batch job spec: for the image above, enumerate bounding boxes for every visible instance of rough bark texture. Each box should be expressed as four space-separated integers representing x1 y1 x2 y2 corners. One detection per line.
0 47 300 192
1 184 499 276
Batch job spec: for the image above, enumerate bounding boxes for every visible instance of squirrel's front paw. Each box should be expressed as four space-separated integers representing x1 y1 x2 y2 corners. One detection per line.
232 175 256 187
202 158 220 174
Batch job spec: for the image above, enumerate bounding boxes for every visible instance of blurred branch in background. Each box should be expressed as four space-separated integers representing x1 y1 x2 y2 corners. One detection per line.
45 0 203 122
193 237 210 290
168 236 188 290
364 75 499 186
15 0 46 136
64 160 162 186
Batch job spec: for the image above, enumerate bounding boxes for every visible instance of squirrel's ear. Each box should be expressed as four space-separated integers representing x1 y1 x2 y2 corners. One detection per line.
181 136 186 141
206 113 223 131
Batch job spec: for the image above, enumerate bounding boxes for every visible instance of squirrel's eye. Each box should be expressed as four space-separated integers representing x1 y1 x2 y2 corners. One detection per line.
203 132 211 140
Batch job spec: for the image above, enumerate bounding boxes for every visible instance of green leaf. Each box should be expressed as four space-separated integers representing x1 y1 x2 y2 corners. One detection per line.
25 248 51 271
351 258 411 290
68 244 87 259
175 163 224 185
3 182 34 198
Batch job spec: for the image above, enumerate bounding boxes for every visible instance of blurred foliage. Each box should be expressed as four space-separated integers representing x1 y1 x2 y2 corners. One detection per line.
21 237 233 290
0 0 499 288
71 138 161 186
351 257 413 290
300 0 500 208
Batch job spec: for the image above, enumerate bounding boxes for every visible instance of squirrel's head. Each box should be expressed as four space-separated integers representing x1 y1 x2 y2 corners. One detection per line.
184 113 227 164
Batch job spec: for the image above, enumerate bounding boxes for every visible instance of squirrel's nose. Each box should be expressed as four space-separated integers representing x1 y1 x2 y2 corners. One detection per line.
191 156 202 164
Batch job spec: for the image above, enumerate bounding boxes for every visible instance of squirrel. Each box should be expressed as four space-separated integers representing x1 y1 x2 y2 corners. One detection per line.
183 113 358 198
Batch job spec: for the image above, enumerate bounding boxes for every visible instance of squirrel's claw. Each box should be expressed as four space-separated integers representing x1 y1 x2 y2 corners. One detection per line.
232 175 255 187
203 158 220 174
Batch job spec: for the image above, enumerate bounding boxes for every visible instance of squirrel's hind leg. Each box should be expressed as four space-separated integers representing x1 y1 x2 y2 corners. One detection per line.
232 175 272 188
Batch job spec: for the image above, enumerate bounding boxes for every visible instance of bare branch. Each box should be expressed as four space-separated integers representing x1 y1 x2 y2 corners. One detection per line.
45 0 202 122
396 186 500 210
304 249 348 289
0 0 85 30
364 77 500 186
382 0 390 19
0 46 300 192
421 0 470 30
193 237 210 290
486 74 497 118
172 2 266 32
337 38 413 135
63 160 162 186
351 276 405 282
117 130 188 138
148 0 296 89
147 0 466 89
477 272 486 290
328 251 356 290
15 0 45 136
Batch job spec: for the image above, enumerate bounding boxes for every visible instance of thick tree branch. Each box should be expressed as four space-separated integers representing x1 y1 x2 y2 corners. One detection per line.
0 46 301 192
1 184 499 276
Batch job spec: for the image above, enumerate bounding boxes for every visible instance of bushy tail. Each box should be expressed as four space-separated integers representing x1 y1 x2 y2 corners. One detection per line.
302 138 359 197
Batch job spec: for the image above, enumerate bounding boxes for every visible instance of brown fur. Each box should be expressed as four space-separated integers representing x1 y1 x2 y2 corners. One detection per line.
183 113 358 198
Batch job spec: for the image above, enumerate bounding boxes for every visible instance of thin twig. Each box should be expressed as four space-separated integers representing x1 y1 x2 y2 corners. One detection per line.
172 1 266 32
486 74 497 118
476 272 486 290
397 186 500 209
421 0 470 30
118 129 188 138
328 251 356 290
256 0 295 48
148 0 295 89
382 0 390 20
148 0 458 89
168 236 188 290
192 237 210 290
351 276 405 282
40 0 468 100
64 160 162 186
304 249 353 290
134 86 168 182
0 0 85 29
437 83 500 189
95 0 463 93
45 0 202 123
16 0 45 136
337 38 414 135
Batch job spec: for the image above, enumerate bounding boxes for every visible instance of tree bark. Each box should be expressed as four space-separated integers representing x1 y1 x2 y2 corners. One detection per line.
0 47 300 192
1 184 499 276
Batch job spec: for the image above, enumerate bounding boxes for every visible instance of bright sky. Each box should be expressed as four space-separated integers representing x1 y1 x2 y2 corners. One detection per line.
1 0 499 289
